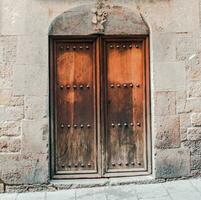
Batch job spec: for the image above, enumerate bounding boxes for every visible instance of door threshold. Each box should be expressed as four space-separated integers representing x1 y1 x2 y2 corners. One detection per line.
50 175 156 189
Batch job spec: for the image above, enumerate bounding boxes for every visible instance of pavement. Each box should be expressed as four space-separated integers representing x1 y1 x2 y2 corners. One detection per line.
1 178 201 200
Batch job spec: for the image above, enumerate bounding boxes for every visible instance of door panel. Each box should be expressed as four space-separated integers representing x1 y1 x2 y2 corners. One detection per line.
55 40 98 175
104 39 147 174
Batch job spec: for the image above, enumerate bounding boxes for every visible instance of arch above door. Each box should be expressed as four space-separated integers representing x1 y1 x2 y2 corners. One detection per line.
48 4 149 36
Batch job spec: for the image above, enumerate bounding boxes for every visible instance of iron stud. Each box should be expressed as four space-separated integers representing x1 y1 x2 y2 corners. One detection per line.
87 124 91 128
68 164 71 168
118 163 122 166
125 163 129 166
129 45 132 48
80 124 84 128
74 124 77 128
66 85 70 89
111 123 115 127
118 123 121 127
116 45 120 48
110 84 114 88
60 46 64 50
61 164 65 168
88 163 91 167
73 85 77 89
117 84 121 88
124 123 128 127
86 46 89 49
123 45 126 48
73 46 76 50
79 46 83 49
112 163 115 166
129 83 133 88
123 83 127 87
131 162 135 165
135 44 139 48
137 122 141 127
110 45 113 48
80 85 83 89
138 162 141 166
136 84 140 88
66 46 70 49
81 164 85 167
67 124 71 128
86 84 90 89
74 164 78 167
60 85 64 89
61 124 64 128
130 123 134 126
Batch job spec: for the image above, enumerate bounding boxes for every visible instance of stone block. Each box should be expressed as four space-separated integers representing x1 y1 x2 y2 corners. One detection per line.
152 32 176 62
176 33 198 61
0 36 17 65
187 127 201 140
0 153 48 184
24 96 48 120
180 113 191 128
155 115 180 149
191 154 201 170
180 128 187 142
188 81 201 97
191 113 201 126
155 91 176 116
13 64 48 96
182 140 201 154
0 106 24 121
155 148 190 178
21 119 48 154
0 121 21 137
16 36 48 65
0 138 21 153
187 67 201 81
0 90 23 106
154 62 186 91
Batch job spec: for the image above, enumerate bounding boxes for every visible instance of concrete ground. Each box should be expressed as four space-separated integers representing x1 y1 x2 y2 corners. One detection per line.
1 178 201 200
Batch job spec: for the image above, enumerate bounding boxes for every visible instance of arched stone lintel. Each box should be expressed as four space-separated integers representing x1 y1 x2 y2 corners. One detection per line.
49 4 149 35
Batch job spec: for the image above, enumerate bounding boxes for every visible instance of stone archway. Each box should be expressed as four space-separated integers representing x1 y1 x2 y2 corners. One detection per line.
49 3 151 179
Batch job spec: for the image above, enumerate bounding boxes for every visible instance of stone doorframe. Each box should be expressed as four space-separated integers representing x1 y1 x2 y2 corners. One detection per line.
48 3 152 179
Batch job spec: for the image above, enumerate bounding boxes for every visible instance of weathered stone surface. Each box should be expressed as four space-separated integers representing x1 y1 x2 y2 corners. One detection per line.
176 33 198 61
0 181 4 193
0 138 21 153
0 106 24 121
155 115 180 148
21 119 48 154
187 127 201 140
155 148 190 178
0 121 21 137
180 113 191 128
155 91 176 116
191 154 201 170
13 64 48 96
152 33 176 62
154 62 186 91
24 96 48 120
191 113 201 126
0 90 23 106
182 140 201 154
188 81 201 97
187 67 201 81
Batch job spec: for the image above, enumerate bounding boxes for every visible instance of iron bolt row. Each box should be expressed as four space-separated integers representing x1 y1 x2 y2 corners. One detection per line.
60 84 90 89
61 163 92 168
109 44 140 49
60 45 90 50
110 83 140 88
111 122 141 127
111 162 141 166
60 124 91 128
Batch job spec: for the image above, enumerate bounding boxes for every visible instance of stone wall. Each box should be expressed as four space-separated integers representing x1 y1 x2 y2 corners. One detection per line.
0 0 201 188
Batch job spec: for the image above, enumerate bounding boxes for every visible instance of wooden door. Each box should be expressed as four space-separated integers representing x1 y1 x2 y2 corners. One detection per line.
102 37 149 176
50 36 150 179
51 38 100 178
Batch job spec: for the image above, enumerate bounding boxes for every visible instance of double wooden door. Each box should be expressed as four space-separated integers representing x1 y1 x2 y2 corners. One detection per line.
50 36 150 179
